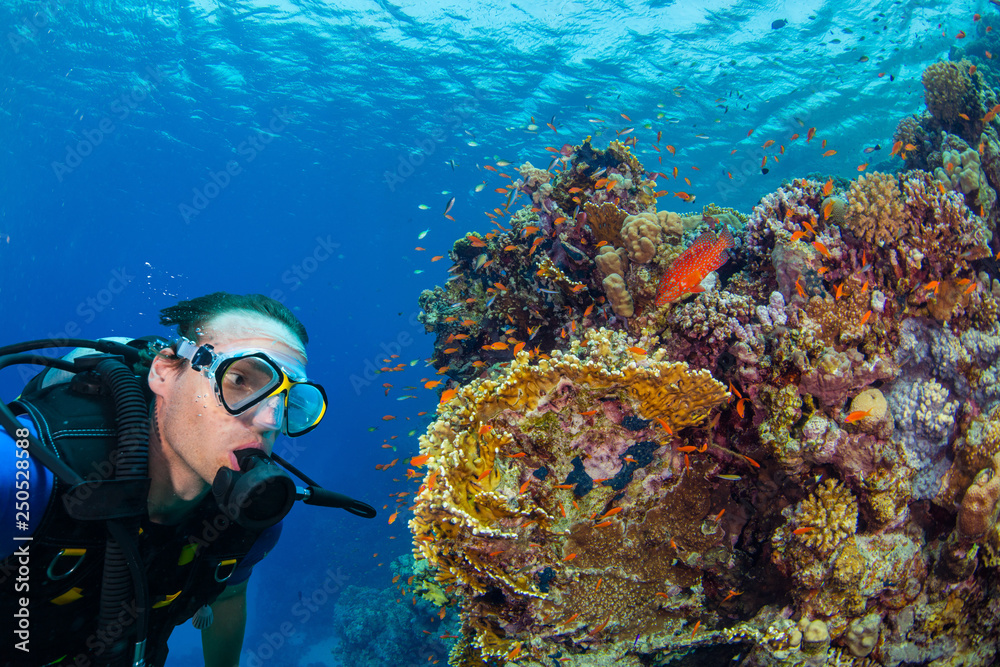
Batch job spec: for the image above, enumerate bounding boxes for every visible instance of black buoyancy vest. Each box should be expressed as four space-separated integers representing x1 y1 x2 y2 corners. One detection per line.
0 369 264 667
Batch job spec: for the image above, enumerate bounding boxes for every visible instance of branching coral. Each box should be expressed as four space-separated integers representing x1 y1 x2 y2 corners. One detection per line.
844 172 904 247
899 171 992 280
793 479 858 555
887 376 958 499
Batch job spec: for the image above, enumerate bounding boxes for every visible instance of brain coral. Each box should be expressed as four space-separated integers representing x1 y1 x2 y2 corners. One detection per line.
409 327 730 662
621 212 662 264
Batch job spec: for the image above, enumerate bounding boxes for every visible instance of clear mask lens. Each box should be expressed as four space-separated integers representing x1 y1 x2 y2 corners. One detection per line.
252 393 286 432
287 384 326 435
220 356 282 412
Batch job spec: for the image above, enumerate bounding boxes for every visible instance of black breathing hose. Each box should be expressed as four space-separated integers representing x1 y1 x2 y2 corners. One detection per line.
94 359 150 667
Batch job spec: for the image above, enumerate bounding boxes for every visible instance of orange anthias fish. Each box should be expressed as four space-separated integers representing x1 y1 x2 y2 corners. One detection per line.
655 229 736 306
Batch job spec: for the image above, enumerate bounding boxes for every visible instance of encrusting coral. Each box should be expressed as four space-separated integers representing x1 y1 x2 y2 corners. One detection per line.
409 328 731 660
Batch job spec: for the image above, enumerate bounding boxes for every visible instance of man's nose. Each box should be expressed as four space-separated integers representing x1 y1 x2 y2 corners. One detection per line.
250 394 285 433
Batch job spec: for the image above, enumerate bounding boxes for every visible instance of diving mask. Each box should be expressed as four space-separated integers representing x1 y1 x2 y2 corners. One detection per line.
174 338 327 437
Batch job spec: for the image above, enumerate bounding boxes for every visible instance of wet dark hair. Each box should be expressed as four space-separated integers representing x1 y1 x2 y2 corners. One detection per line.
159 292 308 345
144 293 309 375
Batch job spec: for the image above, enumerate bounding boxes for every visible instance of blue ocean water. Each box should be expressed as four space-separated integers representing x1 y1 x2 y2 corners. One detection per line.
0 0 984 664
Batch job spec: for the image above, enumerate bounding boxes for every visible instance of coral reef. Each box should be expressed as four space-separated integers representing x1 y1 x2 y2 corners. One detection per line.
845 171 904 247
409 328 733 661
792 478 858 555
331 579 458 667
411 57 1000 664
922 60 978 125
417 135 732 385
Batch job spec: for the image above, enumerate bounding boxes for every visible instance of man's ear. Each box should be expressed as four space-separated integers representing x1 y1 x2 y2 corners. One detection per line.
148 353 176 397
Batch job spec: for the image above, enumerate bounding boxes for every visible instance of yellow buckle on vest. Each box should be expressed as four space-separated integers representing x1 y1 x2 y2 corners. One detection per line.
47 548 87 581
214 558 238 583
152 590 182 608
178 543 198 566
50 586 84 605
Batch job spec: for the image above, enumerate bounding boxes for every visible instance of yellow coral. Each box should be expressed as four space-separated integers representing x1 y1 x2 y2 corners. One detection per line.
448 633 489 667
607 139 643 175
795 479 858 555
861 467 912 527
537 256 586 293
410 327 730 660
583 201 627 247
849 388 887 430
844 172 903 246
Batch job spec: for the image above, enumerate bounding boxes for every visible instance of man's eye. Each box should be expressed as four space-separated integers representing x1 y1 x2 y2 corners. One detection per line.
225 373 249 389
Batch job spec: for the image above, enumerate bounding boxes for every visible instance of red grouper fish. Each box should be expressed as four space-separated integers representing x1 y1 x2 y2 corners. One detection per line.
655 228 736 306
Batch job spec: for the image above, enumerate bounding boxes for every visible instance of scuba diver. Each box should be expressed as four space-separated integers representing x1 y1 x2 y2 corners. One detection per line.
0 292 374 667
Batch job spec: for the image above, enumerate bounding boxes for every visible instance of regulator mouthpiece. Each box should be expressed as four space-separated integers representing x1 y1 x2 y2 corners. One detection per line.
212 449 295 530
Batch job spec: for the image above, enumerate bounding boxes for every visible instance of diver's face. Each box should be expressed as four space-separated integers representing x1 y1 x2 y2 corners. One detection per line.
151 312 307 489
